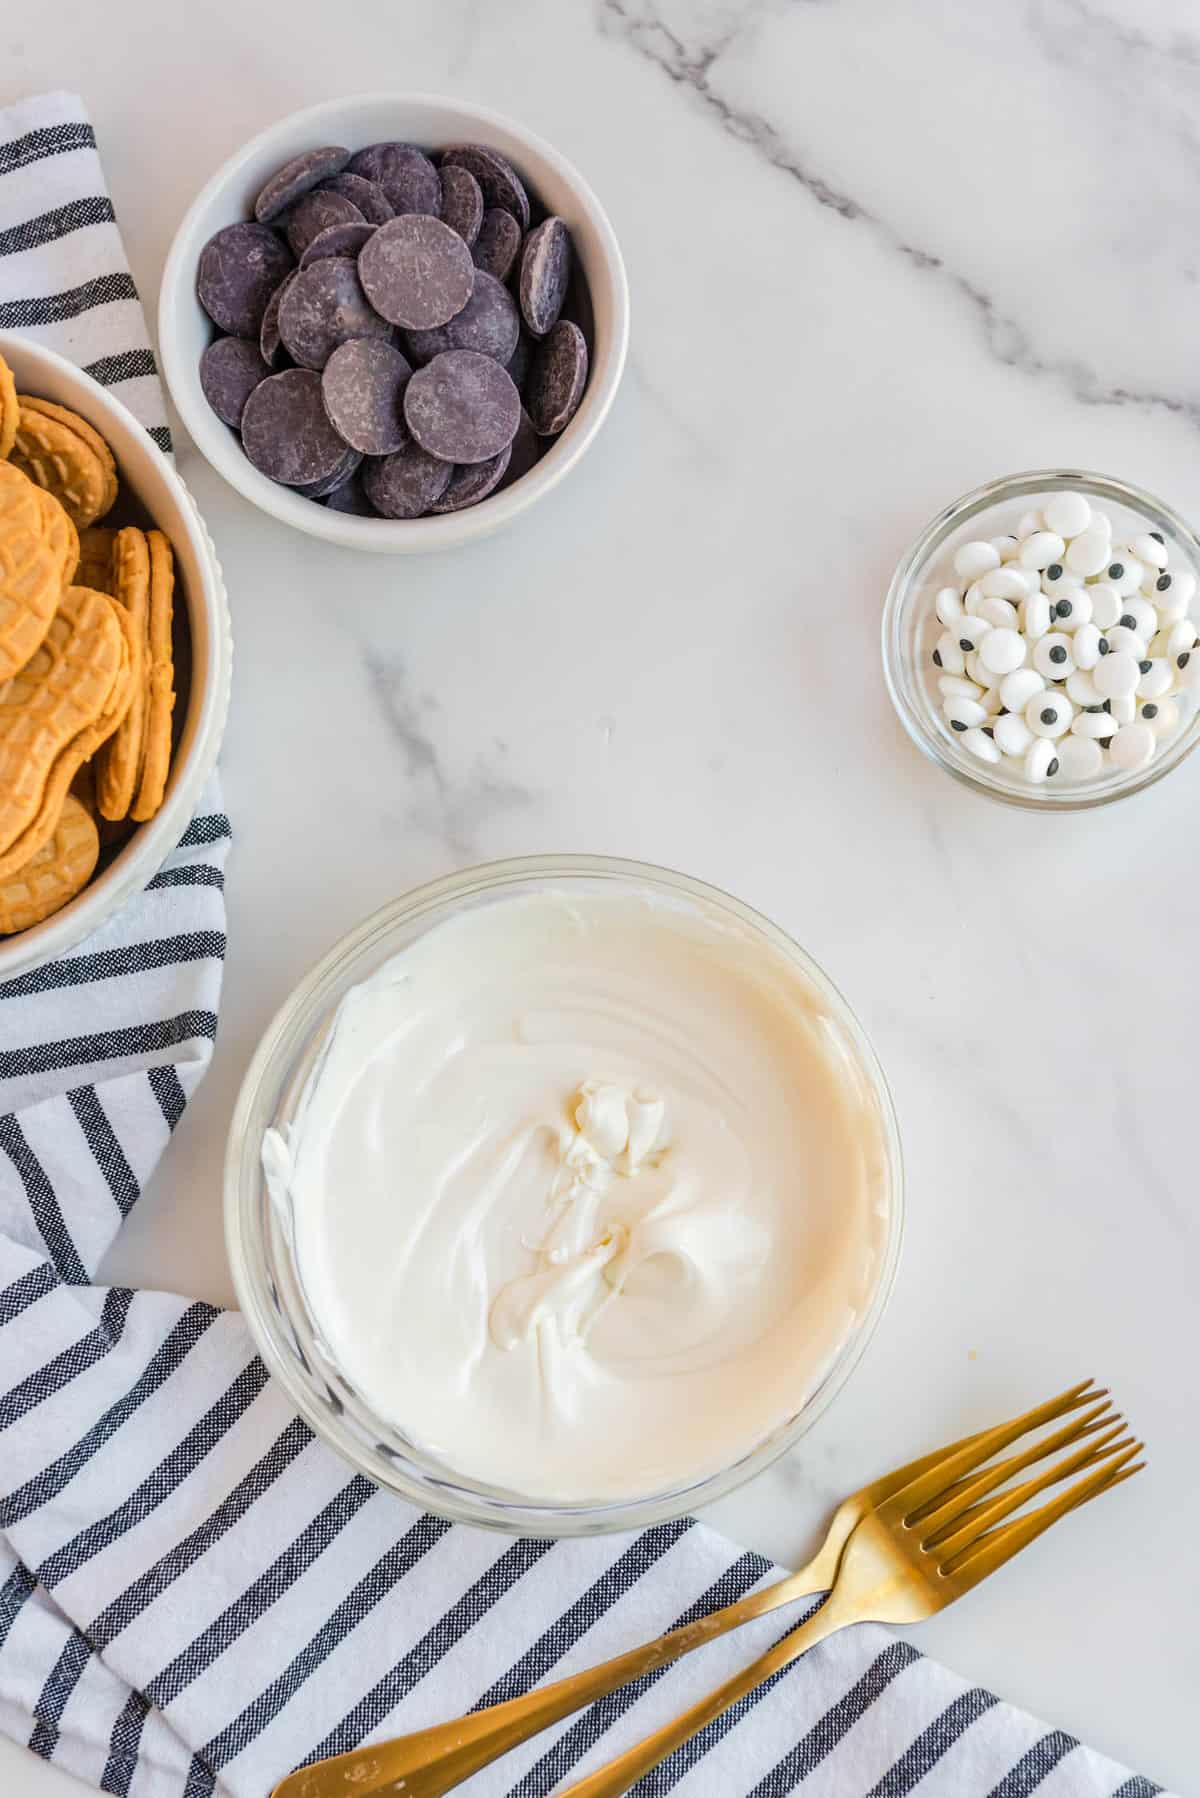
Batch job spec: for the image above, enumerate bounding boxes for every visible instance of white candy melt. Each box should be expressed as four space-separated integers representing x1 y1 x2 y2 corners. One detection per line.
1042 492 1091 538
979 627 1026 674
954 540 1001 580
1065 528 1111 577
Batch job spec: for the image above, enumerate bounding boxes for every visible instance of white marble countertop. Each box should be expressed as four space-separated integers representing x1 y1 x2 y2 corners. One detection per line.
5 2 1200 1792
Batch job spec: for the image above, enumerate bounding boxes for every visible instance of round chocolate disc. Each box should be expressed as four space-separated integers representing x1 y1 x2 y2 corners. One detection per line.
428 443 512 513
197 223 294 337
440 144 530 230
505 330 532 394
278 257 393 371
358 215 475 330
286 189 365 260
295 445 364 498
259 270 296 367
299 223 376 269
348 143 442 216
404 270 520 367
526 320 588 437
254 146 350 223
439 164 483 246
241 368 353 486
471 208 522 284
403 349 520 464
321 338 412 456
519 217 571 338
319 171 395 224
362 441 453 517
200 335 272 428
323 469 378 515
496 408 543 491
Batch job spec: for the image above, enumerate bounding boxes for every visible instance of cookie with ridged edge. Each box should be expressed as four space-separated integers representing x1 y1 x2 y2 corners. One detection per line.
0 589 136 879
0 350 17 460
0 585 127 869
0 794 99 934
0 460 62 681
95 528 150 822
34 487 80 594
11 397 117 528
74 526 116 596
130 531 176 823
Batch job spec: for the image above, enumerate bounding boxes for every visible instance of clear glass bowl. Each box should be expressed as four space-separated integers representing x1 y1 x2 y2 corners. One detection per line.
882 469 1200 810
225 855 904 1537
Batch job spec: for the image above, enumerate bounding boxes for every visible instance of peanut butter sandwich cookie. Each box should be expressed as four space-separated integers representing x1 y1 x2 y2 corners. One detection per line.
0 585 132 881
0 460 64 681
0 795 99 935
0 350 17 461
131 531 176 823
11 394 118 530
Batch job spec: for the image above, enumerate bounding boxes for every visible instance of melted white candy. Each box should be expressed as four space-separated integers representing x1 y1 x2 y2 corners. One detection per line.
266 890 892 1502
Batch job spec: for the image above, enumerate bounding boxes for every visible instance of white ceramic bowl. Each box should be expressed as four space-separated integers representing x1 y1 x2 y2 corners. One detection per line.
159 93 630 554
0 333 233 981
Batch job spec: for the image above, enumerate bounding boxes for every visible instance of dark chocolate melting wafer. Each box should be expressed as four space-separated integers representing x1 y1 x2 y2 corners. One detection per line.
519 217 571 338
439 164 484 247
471 208 522 284
428 442 513 513
505 330 532 395
319 171 395 224
254 146 350 223
278 257 393 370
197 223 294 337
295 446 364 498
358 215 475 330
403 349 521 464
321 338 412 456
441 144 530 229
362 441 453 517
200 336 272 428
404 270 520 367
286 189 365 260
242 368 352 486
496 408 543 491
323 470 378 515
348 143 442 216
259 270 297 368
527 319 588 436
299 223 376 268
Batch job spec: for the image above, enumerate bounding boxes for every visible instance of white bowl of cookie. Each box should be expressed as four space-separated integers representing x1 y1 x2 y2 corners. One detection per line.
0 333 232 981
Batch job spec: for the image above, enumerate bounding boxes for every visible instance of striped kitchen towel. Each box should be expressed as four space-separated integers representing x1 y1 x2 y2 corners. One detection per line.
0 88 169 452
0 89 1171 1798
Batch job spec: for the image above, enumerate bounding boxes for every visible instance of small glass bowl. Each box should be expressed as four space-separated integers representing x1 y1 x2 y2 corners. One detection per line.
882 469 1200 810
225 855 904 1537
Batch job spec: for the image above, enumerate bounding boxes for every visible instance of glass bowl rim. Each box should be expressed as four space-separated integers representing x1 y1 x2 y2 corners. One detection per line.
224 852 906 1536
881 467 1200 812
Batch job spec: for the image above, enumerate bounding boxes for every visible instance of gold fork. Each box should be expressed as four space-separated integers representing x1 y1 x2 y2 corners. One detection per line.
273 1379 1117 1798
559 1394 1143 1797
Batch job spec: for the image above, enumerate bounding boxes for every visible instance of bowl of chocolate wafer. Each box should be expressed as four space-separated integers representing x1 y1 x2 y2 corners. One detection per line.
0 334 232 978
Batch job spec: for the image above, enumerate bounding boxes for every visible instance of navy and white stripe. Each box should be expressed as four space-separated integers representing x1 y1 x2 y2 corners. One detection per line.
0 803 1167 1798
0 90 170 450
0 88 1170 1798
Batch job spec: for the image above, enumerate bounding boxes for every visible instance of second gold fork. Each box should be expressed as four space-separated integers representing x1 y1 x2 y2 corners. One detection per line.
273 1378 1113 1798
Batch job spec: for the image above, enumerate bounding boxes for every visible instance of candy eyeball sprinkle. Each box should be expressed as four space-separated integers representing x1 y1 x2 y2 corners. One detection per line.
925 492 1197 787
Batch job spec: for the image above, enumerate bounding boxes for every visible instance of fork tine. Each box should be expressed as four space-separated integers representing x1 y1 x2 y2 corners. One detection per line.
927 1425 1132 1558
907 1401 1116 1532
941 1443 1143 1587
879 1379 1102 1526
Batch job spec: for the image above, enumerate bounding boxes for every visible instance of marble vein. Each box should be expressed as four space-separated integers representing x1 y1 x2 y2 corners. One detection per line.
363 650 535 859
597 0 1200 430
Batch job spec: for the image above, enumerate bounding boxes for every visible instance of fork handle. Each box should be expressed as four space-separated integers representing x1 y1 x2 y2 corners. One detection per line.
555 1597 852 1798
271 1565 831 1797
